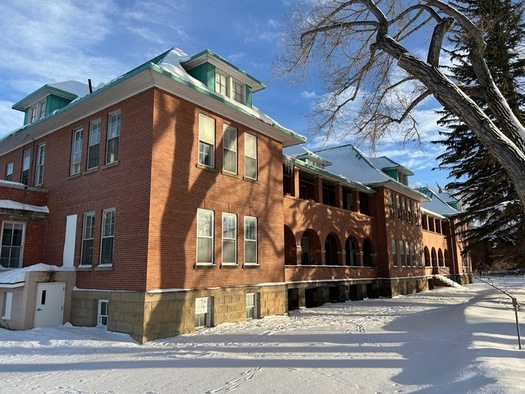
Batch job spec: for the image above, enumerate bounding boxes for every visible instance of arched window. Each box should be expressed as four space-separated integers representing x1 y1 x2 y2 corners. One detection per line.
325 233 340 265
284 226 296 265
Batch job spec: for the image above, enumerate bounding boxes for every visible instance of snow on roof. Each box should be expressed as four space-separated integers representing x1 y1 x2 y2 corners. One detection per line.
155 48 303 142
0 199 49 214
283 145 332 166
418 188 459 217
369 156 414 175
48 80 90 100
314 145 394 185
0 263 72 287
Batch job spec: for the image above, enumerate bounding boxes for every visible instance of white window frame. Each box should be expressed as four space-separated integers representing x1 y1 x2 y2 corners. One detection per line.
244 216 257 265
70 128 83 175
198 114 215 168
2 292 13 320
87 119 101 170
97 299 109 327
5 162 13 181
106 111 121 165
0 222 26 269
195 296 212 328
100 208 116 266
244 134 257 180
215 71 228 96
196 209 214 265
246 293 258 319
81 212 95 266
223 125 237 174
35 143 45 186
222 213 237 265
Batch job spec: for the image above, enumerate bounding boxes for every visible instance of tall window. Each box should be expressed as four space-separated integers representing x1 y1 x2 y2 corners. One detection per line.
222 213 236 265
388 191 394 217
244 134 257 180
399 240 405 267
0 222 25 268
246 293 257 319
35 143 45 186
244 216 257 265
106 111 120 165
405 241 410 266
215 71 228 96
81 212 95 266
392 239 397 267
396 195 402 219
100 209 115 265
197 209 214 265
21 149 31 185
87 119 101 169
70 128 83 175
198 114 215 167
223 126 237 174
5 162 13 181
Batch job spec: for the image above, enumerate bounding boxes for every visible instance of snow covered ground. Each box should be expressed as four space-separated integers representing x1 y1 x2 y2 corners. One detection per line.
1 278 524 394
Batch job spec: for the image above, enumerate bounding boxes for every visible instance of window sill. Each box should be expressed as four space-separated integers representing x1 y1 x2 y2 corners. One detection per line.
220 263 238 268
96 264 113 270
243 263 259 269
221 170 239 178
196 163 218 172
84 167 99 175
243 176 258 183
103 161 119 170
67 173 81 180
194 263 216 269
76 266 92 271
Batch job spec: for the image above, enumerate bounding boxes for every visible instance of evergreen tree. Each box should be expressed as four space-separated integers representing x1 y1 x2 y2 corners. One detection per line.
436 0 525 267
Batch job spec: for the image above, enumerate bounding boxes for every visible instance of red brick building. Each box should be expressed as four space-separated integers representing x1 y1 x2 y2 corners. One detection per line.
0 48 472 342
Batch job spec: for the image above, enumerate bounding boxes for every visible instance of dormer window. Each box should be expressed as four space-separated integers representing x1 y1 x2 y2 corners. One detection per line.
215 70 245 104
29 99 46 123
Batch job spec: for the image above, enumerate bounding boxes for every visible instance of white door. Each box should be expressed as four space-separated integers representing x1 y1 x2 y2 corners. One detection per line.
34 282 65 327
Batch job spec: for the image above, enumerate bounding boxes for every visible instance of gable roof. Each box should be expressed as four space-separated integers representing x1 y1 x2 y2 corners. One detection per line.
369 156 414 176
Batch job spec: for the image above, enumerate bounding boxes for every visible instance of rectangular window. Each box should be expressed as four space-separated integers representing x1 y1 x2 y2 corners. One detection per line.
405 241 410 266
5 162 13 181
100 208 115 265
21 149 31 185
81 212 95 266
2 292 13 320
396 195 402 219
106 111 120 165
408 200 413 223
222 213 236 265
195 297 212 328
97 299 109 327
223 126 237 174
388 191 394 217
215 71 228 96
35 143 45 186
0 222 25 268
399 240 405 267
198 114 215 167
246 293 258 319
244 216 257 265
244 134 257 180
232 80 244 103
197 209 214 265
87 119 101 169
392 239 397 267
38 100 46 120
70 128 83 175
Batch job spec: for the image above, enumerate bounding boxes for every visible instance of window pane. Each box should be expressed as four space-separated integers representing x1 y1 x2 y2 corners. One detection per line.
199 114 215 144
244 135 257 179
197 238 213 263
81 239 94 265
101 238 114 265
106 136 119 164
198 142 214 167
245 242 256 264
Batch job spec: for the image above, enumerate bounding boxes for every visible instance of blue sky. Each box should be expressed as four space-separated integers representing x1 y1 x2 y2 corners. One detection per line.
0 0 450 188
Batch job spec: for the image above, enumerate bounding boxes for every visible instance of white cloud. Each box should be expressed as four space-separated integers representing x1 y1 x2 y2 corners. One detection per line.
0 101 24 135
301 90 317 99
